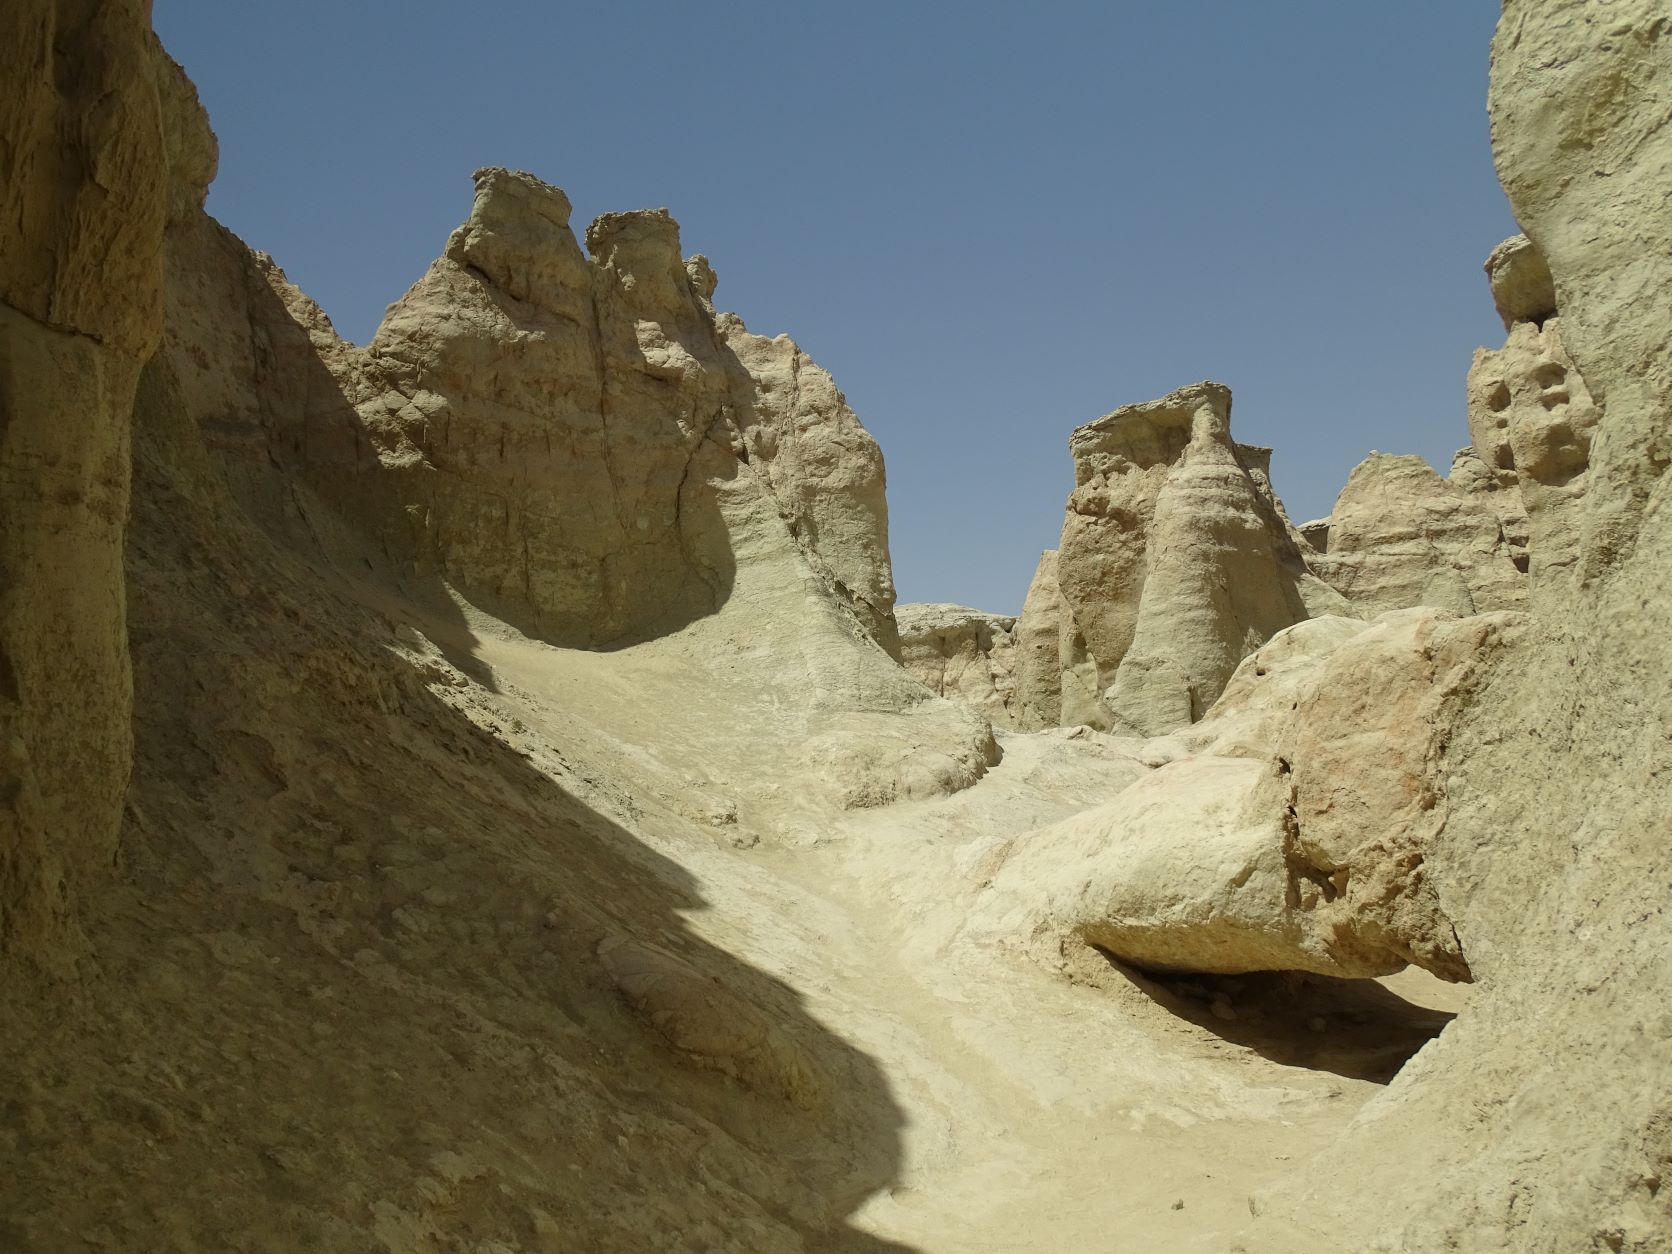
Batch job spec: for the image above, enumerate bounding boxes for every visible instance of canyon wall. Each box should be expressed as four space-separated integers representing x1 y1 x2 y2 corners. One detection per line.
1242 3 1672 1248
0 0 168 963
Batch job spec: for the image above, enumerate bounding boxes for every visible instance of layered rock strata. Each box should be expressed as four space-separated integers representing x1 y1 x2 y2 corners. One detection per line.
1306 451 1527 616
896 604 1023 729
214 167 901 654
1018 381 1345 735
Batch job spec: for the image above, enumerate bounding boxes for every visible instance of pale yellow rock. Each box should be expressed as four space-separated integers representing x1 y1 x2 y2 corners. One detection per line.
981 608 1504 983
1310 452 1526 616
1011 549 1071 728
1466 314 1600 596
719 313 901 655
1240 5 1672 1250
1484 232 1556 331
895 604 1022 729
1054 381 1343 735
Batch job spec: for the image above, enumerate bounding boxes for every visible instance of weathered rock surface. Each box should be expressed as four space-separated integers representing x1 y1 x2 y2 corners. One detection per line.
150 160 991 822
1466 309 1600 596
980 607 1506 983
1484 232 1557 330
1308 452 1527 616
719 313 901 656
1240 4 1672 1249
309 170 901 653
896 604 1023 729
1010 550 1070 728
1046 381 1345 735
0 1 171 962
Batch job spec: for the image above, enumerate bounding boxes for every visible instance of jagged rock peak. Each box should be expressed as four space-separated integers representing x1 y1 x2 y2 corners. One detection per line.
1069 380 1234 473
443 167 586 310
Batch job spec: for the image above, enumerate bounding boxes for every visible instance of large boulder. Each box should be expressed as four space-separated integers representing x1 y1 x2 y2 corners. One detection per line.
1484 232 1557 331
978 607 1513 983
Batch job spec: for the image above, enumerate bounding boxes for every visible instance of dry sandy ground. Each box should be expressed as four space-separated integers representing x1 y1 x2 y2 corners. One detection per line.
435 593 1468 1253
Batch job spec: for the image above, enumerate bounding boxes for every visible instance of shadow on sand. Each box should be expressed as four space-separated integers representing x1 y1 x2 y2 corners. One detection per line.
1095 949 1458 1084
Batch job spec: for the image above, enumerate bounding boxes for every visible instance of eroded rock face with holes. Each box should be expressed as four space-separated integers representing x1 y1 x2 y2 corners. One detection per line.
1466 308 1601 596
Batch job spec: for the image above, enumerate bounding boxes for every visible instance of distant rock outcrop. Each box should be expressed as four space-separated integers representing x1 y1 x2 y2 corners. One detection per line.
1023 381 1346 736
896 604 1022 729
1306 452 1526 617
327 169 901 652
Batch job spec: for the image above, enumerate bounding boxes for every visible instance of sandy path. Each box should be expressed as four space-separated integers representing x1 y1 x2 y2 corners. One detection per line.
459 617 1464 1253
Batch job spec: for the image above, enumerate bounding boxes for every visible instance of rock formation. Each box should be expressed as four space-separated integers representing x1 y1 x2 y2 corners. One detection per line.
1484 231 1556 330
1306 451 1526 616
896 604 1024 729
1301 232 1597 623
1465 253 1601 598
1021 381 1346 735
977 607 1504 983
1240 3 1672 1248
0 0 168 963
4 4 1671 1252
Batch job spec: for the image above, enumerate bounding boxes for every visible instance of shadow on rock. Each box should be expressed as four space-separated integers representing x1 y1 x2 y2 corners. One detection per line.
0 352 915 1252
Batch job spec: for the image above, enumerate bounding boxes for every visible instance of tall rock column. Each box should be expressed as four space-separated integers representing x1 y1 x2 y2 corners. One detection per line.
0 1 168 961
1042 381 1341 734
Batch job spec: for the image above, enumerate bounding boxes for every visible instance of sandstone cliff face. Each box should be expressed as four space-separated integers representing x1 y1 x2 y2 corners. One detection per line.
154 165 984 817
1037 381 1343 735
320 170 899 654
0 0 170 962
1308 452 1527 616
1010 550 1074 729
1242 4 1672 1249
896 604 1022 729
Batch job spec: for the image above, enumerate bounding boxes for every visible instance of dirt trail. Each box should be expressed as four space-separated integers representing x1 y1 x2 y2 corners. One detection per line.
464 612 1467 1253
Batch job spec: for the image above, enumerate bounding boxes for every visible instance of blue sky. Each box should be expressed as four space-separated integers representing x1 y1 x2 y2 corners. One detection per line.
154 2 1517 615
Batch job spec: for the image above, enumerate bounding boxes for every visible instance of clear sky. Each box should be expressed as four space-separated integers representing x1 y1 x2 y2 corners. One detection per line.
153 1 1517 616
